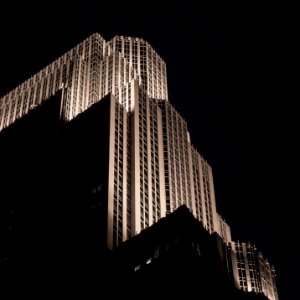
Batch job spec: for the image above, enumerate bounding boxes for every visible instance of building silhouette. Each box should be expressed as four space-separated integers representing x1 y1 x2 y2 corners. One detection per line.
115 205 270 300
0 33 278 299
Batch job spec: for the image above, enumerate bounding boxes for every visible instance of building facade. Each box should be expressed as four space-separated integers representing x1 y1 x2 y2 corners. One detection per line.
231 242 279 300
0 33 223 248
108 36 168 100
0 32 278 299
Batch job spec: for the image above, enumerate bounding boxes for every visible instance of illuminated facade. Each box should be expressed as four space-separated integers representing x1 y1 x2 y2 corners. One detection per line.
0 33 278 299
106 80 220 248
106 80 167 248
0 34 106 128
109 36 168 100
0 34 168 132
0 33 222 249
231 242 279 300
217 213 232 244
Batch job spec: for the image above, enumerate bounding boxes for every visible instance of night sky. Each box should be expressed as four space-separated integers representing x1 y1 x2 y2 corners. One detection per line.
0 2 296 299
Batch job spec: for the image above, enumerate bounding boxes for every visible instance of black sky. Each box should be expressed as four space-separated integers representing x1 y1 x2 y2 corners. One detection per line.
0 2 296 299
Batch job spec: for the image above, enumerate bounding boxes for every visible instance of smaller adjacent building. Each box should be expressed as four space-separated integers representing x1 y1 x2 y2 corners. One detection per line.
231 241 279 300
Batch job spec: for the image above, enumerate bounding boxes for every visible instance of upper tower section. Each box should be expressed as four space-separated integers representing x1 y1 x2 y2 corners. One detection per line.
0 33 169 132
108 36 168 101
0 33 107 130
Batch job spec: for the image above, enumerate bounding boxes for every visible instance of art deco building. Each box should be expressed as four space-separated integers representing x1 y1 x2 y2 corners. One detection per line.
0 33 225 249
0 32 277 299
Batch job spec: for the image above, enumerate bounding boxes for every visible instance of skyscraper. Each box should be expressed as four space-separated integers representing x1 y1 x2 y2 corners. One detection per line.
0 33 278 299
0 33 222 248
